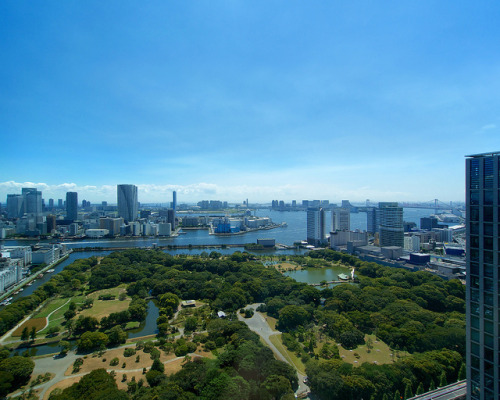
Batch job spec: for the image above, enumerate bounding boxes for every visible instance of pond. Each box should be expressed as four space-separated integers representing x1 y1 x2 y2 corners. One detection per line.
284 265 354 288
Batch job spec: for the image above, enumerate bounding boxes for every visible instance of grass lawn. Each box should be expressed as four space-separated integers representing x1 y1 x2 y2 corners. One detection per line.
338 334 409 366
274 262 299 271
86 285 128 301
79 299 130 320
264 314 278 331
124 321 140 330
12 318 47 337
269 334 307 375
49 296 85 322
34 298 69 318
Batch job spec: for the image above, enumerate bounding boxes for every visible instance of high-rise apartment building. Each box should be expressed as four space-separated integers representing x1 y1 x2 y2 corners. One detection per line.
66 192 78 221
378 202 404 247
332 208 350 231
307 207 325 246
117 184 138 222
466 152 499 399
172 191 177 211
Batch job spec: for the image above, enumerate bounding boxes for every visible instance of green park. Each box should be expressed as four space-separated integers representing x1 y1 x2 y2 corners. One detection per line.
0 249 465 400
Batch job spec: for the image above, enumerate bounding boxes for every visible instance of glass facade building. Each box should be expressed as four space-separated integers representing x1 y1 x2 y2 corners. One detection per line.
378 202 404 247
466 152 499 400
117 184 138 223
66 191 78 221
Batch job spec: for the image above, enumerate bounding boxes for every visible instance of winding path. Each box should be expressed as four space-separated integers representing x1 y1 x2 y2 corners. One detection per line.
38 299 71 333
238 303 310 397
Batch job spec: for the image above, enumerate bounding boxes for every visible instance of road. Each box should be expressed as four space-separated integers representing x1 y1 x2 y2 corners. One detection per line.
238 303 310 398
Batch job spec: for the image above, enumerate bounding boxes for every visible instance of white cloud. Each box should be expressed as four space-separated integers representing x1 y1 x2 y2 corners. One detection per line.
0 178 463 205
480 124 496 131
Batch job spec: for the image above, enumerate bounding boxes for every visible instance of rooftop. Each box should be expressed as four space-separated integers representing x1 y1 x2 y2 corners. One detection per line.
465 151 500 158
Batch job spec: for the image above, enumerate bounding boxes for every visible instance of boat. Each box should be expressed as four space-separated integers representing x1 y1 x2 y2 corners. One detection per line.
338 273 350 281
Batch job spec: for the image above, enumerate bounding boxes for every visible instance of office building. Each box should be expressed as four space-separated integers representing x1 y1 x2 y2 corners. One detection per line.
6 194 24 218
378 202 404 247
404 235 420 252
22 188 42 215
46 214 57 233
172 191 177 211
466 152 499 399
66 192 78 221
117 184 138 222
99 217 123 236
421 216 439 230
366 207 380 234
306 207 326 246
332 208 350 231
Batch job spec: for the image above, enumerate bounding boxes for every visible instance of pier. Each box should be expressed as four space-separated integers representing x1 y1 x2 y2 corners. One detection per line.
309 280 355 286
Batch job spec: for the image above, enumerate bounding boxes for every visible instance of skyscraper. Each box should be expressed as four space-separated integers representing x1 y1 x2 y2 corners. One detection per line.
117 184 138 222
466 152 499 399
22 188 42 215
6 194 24 218
172 191 177 211
378 202 404 247
306 207 325 246
66 192 78 221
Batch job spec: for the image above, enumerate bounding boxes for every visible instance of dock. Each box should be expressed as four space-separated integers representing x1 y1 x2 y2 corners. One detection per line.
309 280 355 286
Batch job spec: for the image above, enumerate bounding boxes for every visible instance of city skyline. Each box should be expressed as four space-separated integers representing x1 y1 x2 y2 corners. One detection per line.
0 180 466 206
2 2 500 202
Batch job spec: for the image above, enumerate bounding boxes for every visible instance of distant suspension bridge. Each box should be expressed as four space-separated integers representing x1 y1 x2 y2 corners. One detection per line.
397 199 460 211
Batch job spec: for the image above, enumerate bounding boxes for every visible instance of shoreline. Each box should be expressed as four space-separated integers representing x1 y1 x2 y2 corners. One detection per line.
0 252 72 302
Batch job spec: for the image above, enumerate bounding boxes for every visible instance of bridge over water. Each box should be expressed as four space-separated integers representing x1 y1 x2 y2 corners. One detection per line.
360 199 462 213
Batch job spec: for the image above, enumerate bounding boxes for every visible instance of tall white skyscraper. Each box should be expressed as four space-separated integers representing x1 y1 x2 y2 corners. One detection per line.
117 184 138 222
307 207 325 246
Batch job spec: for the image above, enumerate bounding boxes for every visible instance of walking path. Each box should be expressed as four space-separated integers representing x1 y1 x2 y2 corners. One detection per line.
238 303 310 397
38 299 71 333
0 303 44 345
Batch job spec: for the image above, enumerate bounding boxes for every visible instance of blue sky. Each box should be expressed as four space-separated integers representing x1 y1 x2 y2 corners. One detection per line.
1 1 500 204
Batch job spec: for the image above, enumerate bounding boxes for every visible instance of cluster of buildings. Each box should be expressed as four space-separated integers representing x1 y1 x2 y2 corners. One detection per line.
271 199 352 211
1 185 180 239
0 243 68 294
196 200 229 210
1 185 281 240
211 213 275 234
305 201 466 280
